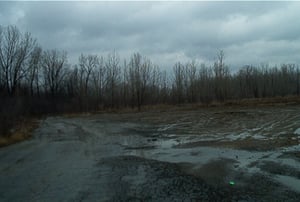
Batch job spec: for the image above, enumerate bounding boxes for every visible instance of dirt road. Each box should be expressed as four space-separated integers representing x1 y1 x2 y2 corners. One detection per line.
1 106 300 201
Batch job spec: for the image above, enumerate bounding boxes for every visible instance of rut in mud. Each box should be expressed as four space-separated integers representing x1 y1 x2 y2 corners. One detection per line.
0 105 300 201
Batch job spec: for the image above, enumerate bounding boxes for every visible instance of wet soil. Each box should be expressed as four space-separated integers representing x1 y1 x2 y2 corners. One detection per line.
0 105 300 201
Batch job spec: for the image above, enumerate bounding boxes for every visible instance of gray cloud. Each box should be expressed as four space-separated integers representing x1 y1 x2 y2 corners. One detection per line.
0 1 299 70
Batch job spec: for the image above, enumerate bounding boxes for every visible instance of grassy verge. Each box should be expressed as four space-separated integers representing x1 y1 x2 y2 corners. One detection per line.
0 119 39 147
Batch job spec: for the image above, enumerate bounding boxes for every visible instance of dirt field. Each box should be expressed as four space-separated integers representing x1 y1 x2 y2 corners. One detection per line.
0 105 300 201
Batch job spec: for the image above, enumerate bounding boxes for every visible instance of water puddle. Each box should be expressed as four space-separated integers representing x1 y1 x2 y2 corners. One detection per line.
294 128 300 141
275 175 300 193
123 131 300 194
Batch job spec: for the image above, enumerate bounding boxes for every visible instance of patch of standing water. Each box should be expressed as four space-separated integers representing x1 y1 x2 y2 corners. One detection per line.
275 175 300 193
122 129 300 196
225 132 265 141
226 132 250 141
294 128 300 136
155 138 178 149
252 134 266 140
157 123 178 132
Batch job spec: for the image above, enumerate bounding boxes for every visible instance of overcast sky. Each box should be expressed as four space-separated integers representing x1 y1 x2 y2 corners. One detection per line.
1 1 300 70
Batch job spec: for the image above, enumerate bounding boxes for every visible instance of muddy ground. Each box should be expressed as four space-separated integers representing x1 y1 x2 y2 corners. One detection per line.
0 105 300 201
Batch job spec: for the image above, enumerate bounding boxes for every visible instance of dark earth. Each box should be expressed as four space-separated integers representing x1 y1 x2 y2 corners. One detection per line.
1 105 300 201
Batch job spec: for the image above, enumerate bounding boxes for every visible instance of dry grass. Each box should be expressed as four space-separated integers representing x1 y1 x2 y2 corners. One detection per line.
224 96 300 107
62 112 92 118
136 96 300 113
50 96 300 118
0 119 39 147
176 135 299 151
188 96 300 108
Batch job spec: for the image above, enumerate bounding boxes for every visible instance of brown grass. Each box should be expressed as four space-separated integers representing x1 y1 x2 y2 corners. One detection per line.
176 135 299 151
134 96 300 113
0 119 39 147
224 96 300 107
62 112 92 118
50 96 300 117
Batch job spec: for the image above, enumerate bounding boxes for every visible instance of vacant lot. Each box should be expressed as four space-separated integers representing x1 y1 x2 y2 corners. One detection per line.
0 105 300 201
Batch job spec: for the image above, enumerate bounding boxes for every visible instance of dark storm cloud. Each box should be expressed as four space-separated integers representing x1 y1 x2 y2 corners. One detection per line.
0 1 300 69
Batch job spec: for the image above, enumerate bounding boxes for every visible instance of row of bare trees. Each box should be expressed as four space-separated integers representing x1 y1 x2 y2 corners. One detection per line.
61 52 168 111
172 61 300 104
1 25 300 135
1 26 300 104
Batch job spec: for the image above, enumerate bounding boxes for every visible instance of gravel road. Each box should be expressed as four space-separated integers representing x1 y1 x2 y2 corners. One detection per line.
1 106 300 201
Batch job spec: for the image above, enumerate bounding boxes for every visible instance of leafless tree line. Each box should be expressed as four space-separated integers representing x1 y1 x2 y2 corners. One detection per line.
1 25 300 135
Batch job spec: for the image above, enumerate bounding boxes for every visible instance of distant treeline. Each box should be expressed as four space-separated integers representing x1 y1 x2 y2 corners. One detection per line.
1 25 300 135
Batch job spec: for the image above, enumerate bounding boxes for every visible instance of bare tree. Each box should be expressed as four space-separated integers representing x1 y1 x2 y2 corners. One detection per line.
65 65 79 98
173 62 185 104
122 59 130 107
186 61 197 102
105 51 121 108
198 63 214 103
27 46 42 96
79 54 99 96
148 65 161 104
42 50 67 98
213 50 230 101
128 53 154 110
0 25 36 95
297 66 300 95
91 56 105 107
159 70 169 104
0 27 3 93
